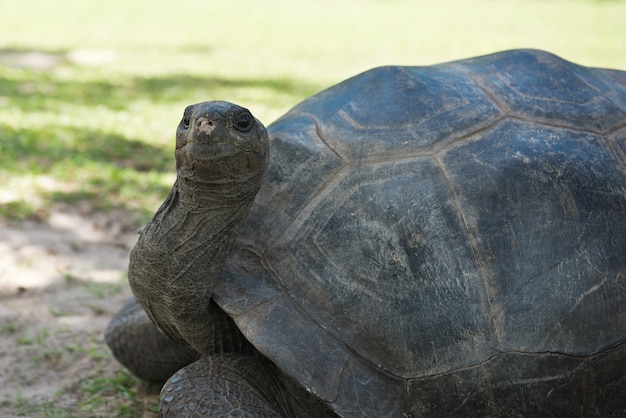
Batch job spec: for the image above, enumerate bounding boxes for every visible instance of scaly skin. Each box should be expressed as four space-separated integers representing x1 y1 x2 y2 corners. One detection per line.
128 101 269 355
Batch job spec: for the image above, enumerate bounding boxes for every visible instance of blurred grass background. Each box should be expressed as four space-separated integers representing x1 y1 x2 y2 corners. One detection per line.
1 0 625 223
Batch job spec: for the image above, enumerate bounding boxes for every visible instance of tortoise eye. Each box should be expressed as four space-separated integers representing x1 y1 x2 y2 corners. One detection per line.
181 106 193 130
234 111 253 132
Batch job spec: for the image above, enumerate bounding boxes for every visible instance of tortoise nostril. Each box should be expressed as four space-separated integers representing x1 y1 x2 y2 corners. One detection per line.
197 117 216 135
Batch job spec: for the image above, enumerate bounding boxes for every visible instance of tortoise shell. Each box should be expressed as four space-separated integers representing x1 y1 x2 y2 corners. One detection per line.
214 49 626 416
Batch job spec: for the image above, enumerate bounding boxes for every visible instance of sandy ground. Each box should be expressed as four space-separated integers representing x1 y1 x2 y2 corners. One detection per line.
0 205 160 417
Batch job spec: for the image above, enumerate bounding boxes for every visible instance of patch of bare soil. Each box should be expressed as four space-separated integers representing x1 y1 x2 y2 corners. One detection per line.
0 205 159 417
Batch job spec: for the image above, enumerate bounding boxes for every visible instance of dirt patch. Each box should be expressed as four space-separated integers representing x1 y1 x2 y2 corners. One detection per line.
0 205 159 417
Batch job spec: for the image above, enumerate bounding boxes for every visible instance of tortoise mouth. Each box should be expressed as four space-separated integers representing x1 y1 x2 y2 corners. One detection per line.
175 141 266 181
183 140 235 152
179 141 257 160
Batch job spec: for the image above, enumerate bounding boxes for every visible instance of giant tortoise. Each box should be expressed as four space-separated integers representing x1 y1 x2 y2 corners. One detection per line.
106 49 626 416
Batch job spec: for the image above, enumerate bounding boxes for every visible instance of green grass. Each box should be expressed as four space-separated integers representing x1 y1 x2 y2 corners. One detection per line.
1 0 625 222
2 369 156 418
77 369 157 417
1 327 159 417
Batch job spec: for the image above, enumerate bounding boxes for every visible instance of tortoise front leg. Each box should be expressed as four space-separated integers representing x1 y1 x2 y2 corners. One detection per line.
160 352 339 417
160 354 286 417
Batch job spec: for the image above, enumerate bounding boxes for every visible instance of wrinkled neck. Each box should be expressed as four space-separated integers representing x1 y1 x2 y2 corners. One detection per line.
176 171 263 213
128 178 259 353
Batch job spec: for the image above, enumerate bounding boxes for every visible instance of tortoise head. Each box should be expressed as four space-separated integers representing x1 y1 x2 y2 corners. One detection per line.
174 101 269 208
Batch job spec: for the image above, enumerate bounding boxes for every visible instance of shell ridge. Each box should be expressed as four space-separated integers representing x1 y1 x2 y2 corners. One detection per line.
284 110 347 163
407 339 626 381
270 163 350 248
602 129 626 185
433 154 504 351
454 65 512 116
